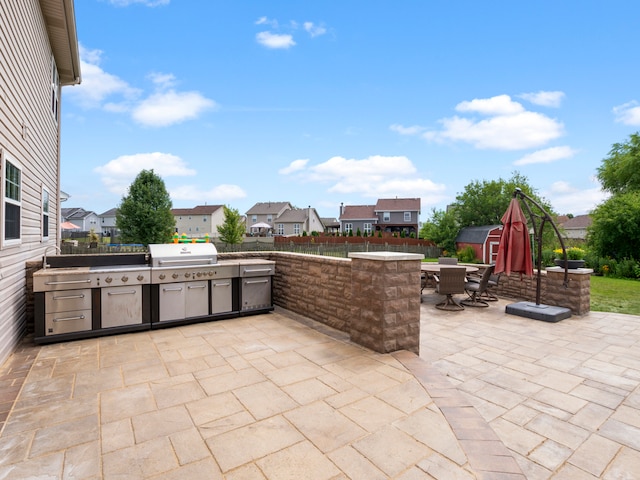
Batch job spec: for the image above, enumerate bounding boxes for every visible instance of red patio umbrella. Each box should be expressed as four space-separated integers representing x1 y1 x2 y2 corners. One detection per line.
494 198 533 277
60 221 80 230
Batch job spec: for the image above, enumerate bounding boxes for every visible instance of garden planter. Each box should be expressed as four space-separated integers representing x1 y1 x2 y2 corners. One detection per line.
554 259 585 269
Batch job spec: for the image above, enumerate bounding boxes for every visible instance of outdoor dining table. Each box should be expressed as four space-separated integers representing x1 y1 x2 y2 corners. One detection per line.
421 264 479 274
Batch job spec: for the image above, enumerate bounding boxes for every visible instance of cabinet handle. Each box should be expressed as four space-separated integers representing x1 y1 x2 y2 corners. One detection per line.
187 285 206 290
53 315 86 322
244 279 269 285
53 294 85 300
243 268 272 274
45 279 92 285
163 287 183 292
107 290 137 296
213 282 230 287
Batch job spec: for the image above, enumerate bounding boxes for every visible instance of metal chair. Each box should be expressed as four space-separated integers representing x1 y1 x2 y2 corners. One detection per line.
461 265 494 307
434 266 467 311
438 257 458 265
467 266 501 302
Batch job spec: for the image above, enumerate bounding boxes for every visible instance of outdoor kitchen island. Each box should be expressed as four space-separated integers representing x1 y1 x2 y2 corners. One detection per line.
32 244 274 344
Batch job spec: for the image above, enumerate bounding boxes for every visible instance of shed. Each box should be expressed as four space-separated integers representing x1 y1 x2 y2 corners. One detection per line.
456 225 503 264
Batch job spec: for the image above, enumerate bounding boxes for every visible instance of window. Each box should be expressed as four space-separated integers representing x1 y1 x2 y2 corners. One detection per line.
4 156 21 243
267 214 273 223
363 223 372 234
42 188 50 240
277 224 284 235
383 212 390 222
294 224 300 235
203 217 207 222
344 223 353 233
404 211 411 222
252 215 257 223
51 56 59 121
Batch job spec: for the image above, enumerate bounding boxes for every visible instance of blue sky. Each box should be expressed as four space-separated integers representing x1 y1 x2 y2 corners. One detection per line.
61 0 640 221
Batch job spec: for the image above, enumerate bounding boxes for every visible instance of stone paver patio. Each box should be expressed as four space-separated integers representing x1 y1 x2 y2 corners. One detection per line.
1 294 639 478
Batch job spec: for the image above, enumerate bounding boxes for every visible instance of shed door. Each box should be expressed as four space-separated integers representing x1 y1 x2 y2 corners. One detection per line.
489 241 500 264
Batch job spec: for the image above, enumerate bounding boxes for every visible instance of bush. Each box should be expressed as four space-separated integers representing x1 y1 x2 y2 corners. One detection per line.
456 246 476 263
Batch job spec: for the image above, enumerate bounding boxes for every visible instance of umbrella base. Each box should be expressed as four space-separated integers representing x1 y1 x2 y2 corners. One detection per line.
505 301 572 322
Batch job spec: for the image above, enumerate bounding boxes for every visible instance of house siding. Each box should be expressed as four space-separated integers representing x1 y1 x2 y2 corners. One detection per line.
0 0 72 365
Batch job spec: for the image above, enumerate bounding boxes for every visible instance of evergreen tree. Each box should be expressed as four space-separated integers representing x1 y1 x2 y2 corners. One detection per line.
116 169 174 246
217 206 245 244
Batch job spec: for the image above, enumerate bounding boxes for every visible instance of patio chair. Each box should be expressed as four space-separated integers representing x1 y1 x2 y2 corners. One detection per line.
461 265 494 307
434 266 467 311
466 266 501 302
438 257 458 265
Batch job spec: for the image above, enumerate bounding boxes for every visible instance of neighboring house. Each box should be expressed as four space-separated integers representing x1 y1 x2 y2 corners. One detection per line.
558 215 592 240
172 205 225 238
61 207 100 232
272 207 323 236
321 217 340 234
99 207 118 237
245 202 292 232
339 198 422 236
339 205 378 236
0 0 81 365
456 225 503 264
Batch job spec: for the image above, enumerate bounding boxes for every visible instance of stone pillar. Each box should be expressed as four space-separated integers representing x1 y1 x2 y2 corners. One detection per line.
545 267 593 315
348 252 423 354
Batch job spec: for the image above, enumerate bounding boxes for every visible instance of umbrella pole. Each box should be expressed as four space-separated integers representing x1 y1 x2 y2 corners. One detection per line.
513 188 569 305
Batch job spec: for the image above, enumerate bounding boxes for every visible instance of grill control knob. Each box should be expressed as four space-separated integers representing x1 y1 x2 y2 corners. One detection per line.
159 274 166 280
172 273 179 279
105 277 113 284
137 275 144 282
196 272 202 278
185 272 191 278
208 271 214 277
121 276 129 283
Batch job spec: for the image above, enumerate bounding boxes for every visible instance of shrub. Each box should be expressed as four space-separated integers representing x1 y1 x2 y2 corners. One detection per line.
456 246 476 263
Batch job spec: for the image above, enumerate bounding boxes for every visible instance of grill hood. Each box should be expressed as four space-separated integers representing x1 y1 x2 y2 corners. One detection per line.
148 243 218 268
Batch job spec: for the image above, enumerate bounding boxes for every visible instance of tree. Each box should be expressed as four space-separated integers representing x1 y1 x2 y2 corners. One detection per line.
588 192 640 259
116 169 174 245
453 171 552 227
597 132 640 195
216 206 245 244
420 208 459 254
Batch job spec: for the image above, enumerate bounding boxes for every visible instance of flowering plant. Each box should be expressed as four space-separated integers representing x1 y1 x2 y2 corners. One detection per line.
553 247 585 260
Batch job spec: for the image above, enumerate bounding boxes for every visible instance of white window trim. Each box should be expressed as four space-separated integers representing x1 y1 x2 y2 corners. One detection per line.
293 224 300 235
383 212 390 222
2 152 22 247
343 223 353 233
51 55 59 122
277 224 284 235
363 223 372 234
42 186 50 241
404 211 411 222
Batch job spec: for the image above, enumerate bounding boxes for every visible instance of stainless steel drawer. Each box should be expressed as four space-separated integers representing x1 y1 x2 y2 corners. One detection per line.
211 279 232 314
45 289 91 313
45 310 92 335
240 264 275 278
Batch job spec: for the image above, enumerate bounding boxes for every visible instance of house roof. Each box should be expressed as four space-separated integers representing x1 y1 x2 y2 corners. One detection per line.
99 208 118 217
246 202 292 215
61 207 95 220
340 205 377 221
456 225 503 243
275 209 309 223
40 0 81 85
172 205 223 216
560 215 592 229
375 198 421 213
321 217 340 227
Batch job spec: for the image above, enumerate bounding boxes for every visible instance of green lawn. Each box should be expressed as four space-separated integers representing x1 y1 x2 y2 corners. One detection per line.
590 275 640 316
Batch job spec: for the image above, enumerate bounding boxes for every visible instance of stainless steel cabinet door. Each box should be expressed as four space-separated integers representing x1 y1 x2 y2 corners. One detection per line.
185 280 209 318
101 285 142 328
211 279 233 314
159 283 185 322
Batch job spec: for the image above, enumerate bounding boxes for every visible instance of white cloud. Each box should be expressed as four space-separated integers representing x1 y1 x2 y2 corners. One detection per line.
280 155 446 199
255 17 278 28
66 45 140 109
613 101 640 126
455 94 525 115
256 31 296 49
518 91 565 107
132 90 217 127
425 111 564 150
67 46 215 127
94 152 196 195
304 22 326 37
544 180 609 215
108 0 169 6
170 184 246 202
279 159 309 175
514 146 577 166
389 124 426 135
